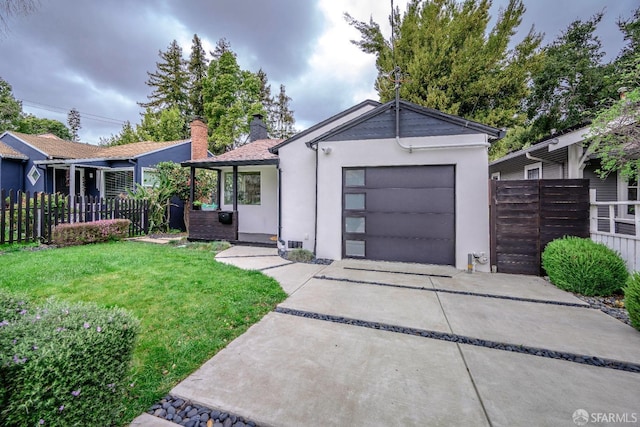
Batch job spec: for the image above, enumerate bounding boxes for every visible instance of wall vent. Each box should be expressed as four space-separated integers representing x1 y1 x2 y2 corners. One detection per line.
288 240 303 249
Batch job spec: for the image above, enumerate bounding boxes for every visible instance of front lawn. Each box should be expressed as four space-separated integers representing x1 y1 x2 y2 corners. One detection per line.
0 241 287 424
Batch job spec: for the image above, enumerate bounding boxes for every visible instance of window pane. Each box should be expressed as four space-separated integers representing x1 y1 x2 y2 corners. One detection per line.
345 169 365 186
527 168 539 180
143 170 159 188
345 217 365 233
224 172 261 205
345 193 365 210
104 170 133 199
345 240 365 257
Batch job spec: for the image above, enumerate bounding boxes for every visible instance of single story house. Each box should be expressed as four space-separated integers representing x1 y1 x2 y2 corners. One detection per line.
489 124 636 234
0 131 207 229
183 99 504 271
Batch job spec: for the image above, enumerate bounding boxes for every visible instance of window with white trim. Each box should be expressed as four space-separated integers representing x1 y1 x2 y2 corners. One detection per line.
27 166 41 185
142 168 159 188
103 169 134 198
491 172 500 180
524 162 542 180
618 173 640 217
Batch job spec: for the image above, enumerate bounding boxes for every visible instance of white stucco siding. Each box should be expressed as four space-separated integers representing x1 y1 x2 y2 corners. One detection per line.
314 134 492 272
277 103 378 252
220 165 278 235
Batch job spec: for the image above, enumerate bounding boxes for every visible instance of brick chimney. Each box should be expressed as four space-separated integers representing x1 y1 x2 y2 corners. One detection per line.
190 117 208 160
249 114 268 142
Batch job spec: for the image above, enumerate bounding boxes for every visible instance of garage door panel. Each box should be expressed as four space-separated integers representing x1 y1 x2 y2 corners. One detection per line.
343 165 455 266
366 165 455 189
366 188 454 213
365 237 455 264
365 213 454 239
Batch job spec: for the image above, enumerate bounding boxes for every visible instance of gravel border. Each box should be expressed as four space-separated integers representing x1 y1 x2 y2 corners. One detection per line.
148 396 261 427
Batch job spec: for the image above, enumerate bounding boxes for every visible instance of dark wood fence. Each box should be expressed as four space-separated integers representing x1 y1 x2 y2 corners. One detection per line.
1 189 149 245
490 179 590 275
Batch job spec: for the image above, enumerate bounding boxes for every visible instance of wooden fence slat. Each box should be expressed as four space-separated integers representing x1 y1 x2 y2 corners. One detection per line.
1 189 5 245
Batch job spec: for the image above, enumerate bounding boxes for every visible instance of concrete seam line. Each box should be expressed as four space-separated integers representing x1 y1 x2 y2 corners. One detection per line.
314 275 591 309
429 276 494 427
342 266 454 278
274 307 640 374
259 262 295 271
215 254 280 259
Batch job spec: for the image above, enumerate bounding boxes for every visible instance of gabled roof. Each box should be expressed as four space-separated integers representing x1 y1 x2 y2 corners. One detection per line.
270 99 381 153
183 139 282 168
7 131 102 159
1 131 190 162
306 100 504 147
0 140 28 160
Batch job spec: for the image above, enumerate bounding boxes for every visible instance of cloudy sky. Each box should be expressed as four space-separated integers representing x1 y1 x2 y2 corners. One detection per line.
0 0 637 144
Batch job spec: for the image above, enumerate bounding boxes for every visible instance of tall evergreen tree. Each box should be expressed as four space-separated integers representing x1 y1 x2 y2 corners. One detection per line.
256 68 275 133
202 42 266 152
139 40 190 123
525 13 615 139
347 0 542 130
0 76 21 131
613 7 640 90
188 34 209 118
272 84 296 139
67 107 81 141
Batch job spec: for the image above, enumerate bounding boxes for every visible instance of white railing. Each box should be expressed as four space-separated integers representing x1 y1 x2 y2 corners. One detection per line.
590 189 640 271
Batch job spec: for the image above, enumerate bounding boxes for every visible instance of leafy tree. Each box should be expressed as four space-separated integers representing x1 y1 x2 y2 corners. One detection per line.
188 34 209 118
0 76 21 131
98 121 141 146
587 87 640 180
202 43 266 152
136 107 186 142
16 114 72 140
139 40 190 125
347 0 542 130
612 7 640 91
67 107 81 141
525 13 615 141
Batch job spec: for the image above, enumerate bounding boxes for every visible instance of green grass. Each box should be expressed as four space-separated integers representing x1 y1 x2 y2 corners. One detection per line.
0 241 287 424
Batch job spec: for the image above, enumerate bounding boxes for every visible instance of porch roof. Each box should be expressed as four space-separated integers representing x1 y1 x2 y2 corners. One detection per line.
182 139 282 168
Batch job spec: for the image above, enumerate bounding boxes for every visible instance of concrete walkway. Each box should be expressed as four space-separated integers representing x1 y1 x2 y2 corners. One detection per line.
133 246 640 427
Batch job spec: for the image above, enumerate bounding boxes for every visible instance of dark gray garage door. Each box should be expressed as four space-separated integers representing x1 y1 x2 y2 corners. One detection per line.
342 165 455 265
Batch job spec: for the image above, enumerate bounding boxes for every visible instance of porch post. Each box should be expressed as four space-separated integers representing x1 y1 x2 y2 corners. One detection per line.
232 165 238 212
69 164 76 222
189 167 195 208
215 169 221 208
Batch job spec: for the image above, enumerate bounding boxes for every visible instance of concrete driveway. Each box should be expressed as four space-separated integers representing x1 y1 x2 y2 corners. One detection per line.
133 247 640 427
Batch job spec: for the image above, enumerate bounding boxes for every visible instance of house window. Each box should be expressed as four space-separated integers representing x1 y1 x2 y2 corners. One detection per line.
27 166 41 185
224 172 261 205
142 168 159 188
621 175 640 216
491 172 500 180
103 169 134 198
524 162 542 180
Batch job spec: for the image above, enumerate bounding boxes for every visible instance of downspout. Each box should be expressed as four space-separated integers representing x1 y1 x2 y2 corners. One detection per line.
313 144 319 255
277 165 284 246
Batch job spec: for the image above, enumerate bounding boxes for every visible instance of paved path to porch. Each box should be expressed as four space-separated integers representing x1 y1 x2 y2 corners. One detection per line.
132 247 640 427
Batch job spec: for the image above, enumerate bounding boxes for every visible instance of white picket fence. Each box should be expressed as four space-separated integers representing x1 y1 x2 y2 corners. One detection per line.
590 189 640 272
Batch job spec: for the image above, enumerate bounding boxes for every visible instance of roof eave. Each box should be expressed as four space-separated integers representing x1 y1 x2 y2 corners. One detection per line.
181 158 279 168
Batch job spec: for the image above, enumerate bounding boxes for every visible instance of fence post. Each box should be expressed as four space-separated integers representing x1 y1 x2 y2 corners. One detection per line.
609 205 616 234
589 189 598 234
0 189 5 245
635 203 640 238
8 189 15 243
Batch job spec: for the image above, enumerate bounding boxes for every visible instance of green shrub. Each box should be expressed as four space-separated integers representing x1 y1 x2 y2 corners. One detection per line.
625 272 640 331
0 294 139 426
286 248 315 263
542 236 628 296
52 219 130 247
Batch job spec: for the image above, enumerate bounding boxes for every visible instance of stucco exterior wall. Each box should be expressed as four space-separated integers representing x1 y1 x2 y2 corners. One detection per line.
310 134 492 271
220 165 278 235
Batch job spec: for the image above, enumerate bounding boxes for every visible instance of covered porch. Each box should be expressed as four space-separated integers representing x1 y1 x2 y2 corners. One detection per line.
183 150 280 247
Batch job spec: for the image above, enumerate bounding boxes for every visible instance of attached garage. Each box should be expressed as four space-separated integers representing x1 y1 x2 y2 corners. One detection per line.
342 165 455 264
272 99 503 272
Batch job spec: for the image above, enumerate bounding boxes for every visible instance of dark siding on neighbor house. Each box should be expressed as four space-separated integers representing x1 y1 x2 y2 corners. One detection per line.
0 159 23 192
1 133 48 193
325 107 479 142
489 146 568 180
584 162 618 233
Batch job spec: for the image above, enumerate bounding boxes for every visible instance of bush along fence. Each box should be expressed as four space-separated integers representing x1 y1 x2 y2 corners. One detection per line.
1 189 149 245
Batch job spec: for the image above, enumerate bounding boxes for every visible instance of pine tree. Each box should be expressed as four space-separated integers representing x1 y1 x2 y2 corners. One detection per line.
347 0 542 130
139 40 190 122
272 84 295 139
188 34 209 118
67 107 81 141
256 69 275 133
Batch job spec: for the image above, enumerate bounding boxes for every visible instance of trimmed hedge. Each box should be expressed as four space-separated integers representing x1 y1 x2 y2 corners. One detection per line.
52 219 131 247
0 290 139 426
542 236 628 296
625 273 640 331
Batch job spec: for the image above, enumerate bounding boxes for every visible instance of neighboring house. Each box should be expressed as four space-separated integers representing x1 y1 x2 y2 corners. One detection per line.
183 99 503 271
489 124 636 234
